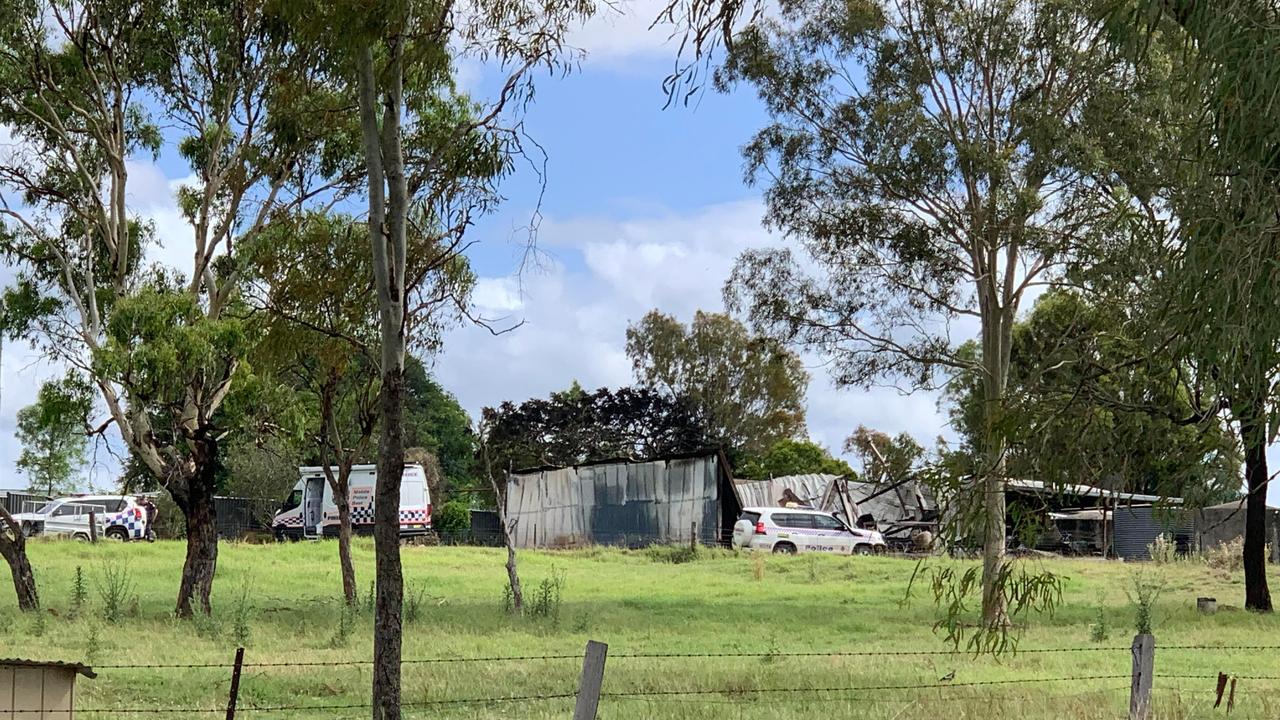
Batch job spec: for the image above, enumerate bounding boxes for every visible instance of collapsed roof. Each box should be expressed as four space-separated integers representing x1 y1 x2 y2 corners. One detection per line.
733 473 935 539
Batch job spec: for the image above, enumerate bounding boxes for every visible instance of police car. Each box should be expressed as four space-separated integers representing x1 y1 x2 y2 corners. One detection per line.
731 506 887 555
13 495 148 541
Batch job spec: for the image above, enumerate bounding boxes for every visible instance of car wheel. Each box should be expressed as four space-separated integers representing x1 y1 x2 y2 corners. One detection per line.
73 532 91 543
854 544 873 556
772 542 797 555
105 527 129 542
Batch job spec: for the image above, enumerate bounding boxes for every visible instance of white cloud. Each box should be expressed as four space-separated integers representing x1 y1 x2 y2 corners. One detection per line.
569 0 676 65
434 198 960 471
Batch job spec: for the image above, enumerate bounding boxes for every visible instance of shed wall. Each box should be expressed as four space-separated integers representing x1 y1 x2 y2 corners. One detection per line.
1113 506 1195 560
1 666 76 720
506 455 729 548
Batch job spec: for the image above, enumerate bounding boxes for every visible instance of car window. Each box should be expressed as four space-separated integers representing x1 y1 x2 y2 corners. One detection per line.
739 512 761 526
774 513 814 529
53 504 81 516
813 515 845 531
107 498 126 512
280 489 303 512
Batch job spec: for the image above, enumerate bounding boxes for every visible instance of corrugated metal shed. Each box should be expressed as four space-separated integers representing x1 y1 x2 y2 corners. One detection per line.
1113 505 1194 560
505 451 739 548
1195 500 1280 562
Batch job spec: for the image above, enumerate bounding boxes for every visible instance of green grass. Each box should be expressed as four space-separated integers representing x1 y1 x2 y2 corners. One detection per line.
3 539 1278 718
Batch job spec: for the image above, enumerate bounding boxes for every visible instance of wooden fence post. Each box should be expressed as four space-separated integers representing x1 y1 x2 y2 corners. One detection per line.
573 640 608 720
690 522 697 550
87 513 98 543
225 647 245 720
1130 633 1155 720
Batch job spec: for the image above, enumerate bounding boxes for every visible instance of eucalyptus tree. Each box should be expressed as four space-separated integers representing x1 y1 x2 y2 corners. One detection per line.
250 211 475 608
270 0 595 714
1104 0 1280 611
627 309 808 457
0 0 328 616
709 0 1133 628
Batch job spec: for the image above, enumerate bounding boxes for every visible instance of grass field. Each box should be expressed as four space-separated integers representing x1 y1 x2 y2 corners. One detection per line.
3 539 1278 719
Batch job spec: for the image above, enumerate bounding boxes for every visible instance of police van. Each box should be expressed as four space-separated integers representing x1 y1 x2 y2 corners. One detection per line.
272 464 432 541
731 506 886 555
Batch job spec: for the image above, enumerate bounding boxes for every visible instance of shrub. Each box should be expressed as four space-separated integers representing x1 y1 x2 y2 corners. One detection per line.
644 544 699 564
70 566 88 617
1128 570 1164 635
434 500 471 534
528 568 565 623
405 582 429 624
1205 536 1244 573
1147 535 1176 564
1090 602 1109 643
96 561 134 623
232 582 254 646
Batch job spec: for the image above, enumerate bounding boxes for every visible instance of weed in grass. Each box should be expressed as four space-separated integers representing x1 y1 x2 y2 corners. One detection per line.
572 613 591 633
528 568 565 625
762 635 782 664
645 543 699 564
363 581 376 614
1128 570 1164 635
330 601 357 648
1089 602 1109 643
404 582 427 624
751 553 766 581
1205 536 1244 574
1147 535 1176 564
232 581 254 646
96 561 135 623
84 624 101 665
70 566 88 617
806 556 819 583
193 611 222 640
32 606 47 637
501 581 515 614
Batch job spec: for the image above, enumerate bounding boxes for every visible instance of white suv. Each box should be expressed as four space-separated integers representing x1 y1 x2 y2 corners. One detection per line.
731 506 887 555
13 495 148 541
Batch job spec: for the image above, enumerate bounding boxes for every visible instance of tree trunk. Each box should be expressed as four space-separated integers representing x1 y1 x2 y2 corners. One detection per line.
486 463 523 614
978 295 1012 628
320 379 359 608
359 33 409 720
0 507 39 612
335 468 357 607
175 435 219 618
503 522 524 614
1239 402 1272 612
372 367 405 720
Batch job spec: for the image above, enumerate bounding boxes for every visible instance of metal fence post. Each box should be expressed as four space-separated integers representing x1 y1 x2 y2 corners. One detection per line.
1130 633 1154 720
226 647 245 720
573 640 608 720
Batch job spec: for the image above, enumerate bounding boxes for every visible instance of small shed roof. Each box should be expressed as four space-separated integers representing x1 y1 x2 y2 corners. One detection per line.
0 659 96 678
1007 479 1182 505
1202 499 1280 513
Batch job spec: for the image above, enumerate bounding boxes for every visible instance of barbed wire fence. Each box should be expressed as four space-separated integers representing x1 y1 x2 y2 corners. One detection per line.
19 637 1280 719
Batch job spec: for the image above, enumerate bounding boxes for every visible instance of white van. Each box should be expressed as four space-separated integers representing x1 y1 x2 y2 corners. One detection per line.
272 464 431 541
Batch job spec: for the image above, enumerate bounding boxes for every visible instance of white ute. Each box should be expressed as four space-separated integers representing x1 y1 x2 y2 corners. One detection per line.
731 506 886 555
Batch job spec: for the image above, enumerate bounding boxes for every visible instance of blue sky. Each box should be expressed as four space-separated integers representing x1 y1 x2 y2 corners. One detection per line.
1 5 1276 502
